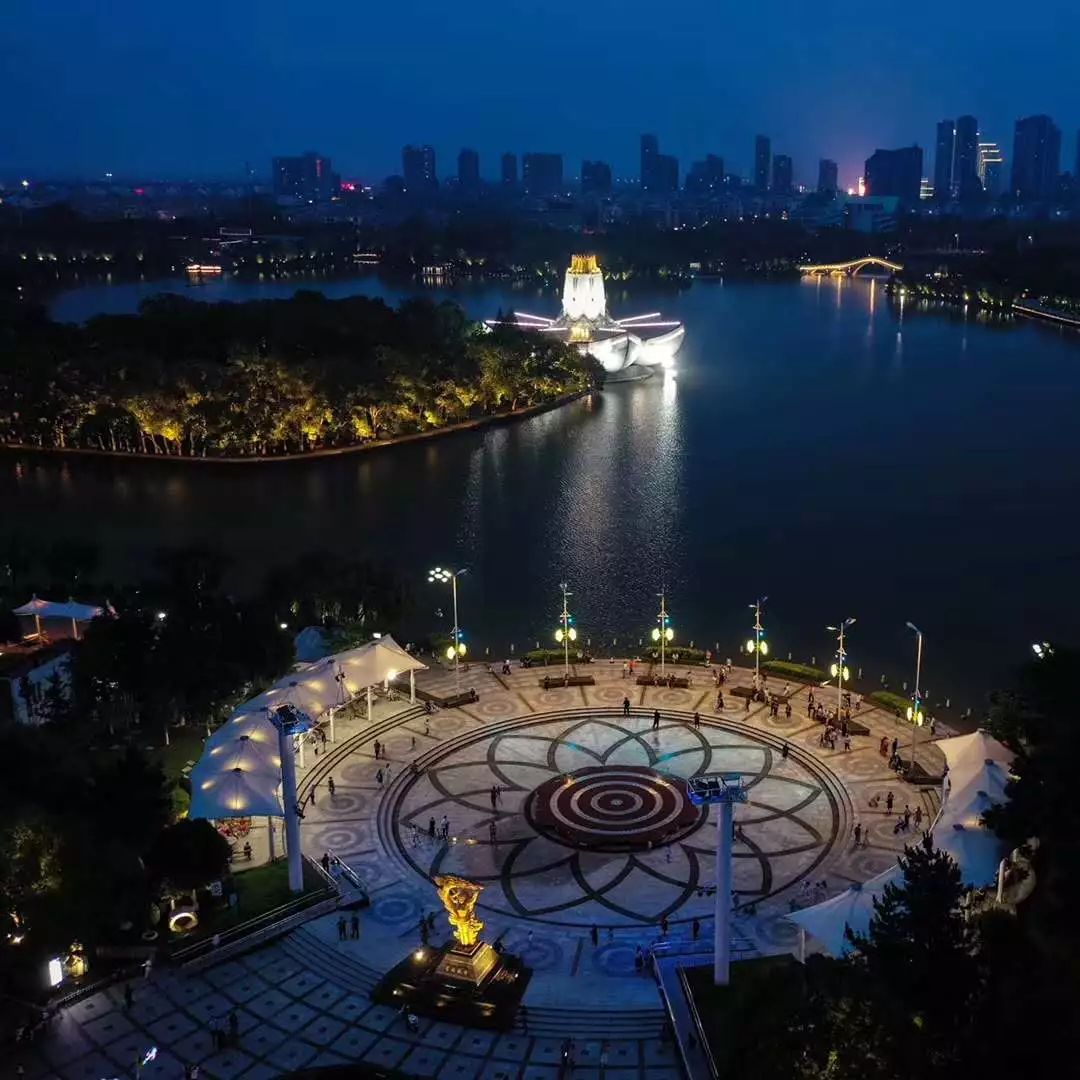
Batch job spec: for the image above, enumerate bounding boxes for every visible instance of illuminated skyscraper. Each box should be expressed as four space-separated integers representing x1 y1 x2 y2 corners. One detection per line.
864 145 923 205
272 151 336 202
817 159 838 194
772 154 793 194
977 142 1005 198
955 115 981 198
402 145 437 192
934 120 955 201
754 135 771 190
1011 115 1061 200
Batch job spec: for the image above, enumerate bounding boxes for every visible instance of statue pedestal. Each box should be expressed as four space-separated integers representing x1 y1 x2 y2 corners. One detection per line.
436 941 498 986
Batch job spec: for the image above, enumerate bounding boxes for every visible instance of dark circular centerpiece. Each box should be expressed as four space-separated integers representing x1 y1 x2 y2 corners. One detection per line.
525 765 706 852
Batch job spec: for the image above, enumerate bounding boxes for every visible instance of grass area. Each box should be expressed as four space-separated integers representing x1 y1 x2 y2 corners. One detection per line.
762 660 829 683
637 646 710 666
683 956 804 1074
870 690 911 716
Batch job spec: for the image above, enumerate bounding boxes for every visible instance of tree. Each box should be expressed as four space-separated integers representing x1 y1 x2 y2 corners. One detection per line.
146 819 230 901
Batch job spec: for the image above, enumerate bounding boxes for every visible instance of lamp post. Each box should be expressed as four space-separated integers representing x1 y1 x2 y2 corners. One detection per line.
652 588 674 676
745 597 769 688
688 773 748 986
554 582 577 680
905 622 924 774
429 567 468 690
268 703 315 893
827 618 856 721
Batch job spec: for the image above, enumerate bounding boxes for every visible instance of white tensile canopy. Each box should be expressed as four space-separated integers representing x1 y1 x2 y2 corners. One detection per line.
190 635 425 821
788 729 1016 955
13 595 105 640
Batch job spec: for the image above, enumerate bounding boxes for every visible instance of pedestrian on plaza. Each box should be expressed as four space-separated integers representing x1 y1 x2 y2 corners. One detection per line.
634 946 644 973
784 702 791 720
489 820 497 843
209 1014 222 1051
844 733 852 752
350 913 360 939
490 786 498 809
441 814 450 840
622 661 629 678
853 822 862 847
243 841 252 860
419 916 429 945
886 791 895 814
903 805 912 829
914 806 923 828
659 915 669 937
879 736 889 757
693 712 701 729
376 768 384 789
781 740 789 760
227 1009 239 1044
123 983 134 1010
428 816 436 839
890 737 898 760
520 1004 529 1033
600 1040 610 1074
327 776 335 797
745 694 751 712
590 924 599 948
652 710 660 730
385 763 393 782
338 915 347 940
373 739 381 760
930 715 937 736
622 696 631 717
692 918 701 941
308 786 316 806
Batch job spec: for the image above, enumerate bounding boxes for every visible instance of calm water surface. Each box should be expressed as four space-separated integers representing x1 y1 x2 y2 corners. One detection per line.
11 274 1080 709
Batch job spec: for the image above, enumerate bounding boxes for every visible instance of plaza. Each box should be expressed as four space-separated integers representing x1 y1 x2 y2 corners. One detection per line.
22 658 947 1080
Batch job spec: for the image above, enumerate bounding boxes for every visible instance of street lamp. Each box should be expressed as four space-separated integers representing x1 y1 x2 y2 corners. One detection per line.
906 622 924 774
428 566 468 689
652 587 675 676
745 597 769 687
826 618 856 720
554 581 577 679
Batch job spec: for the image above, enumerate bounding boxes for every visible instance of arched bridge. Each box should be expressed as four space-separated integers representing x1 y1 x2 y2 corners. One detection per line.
798 256 904 276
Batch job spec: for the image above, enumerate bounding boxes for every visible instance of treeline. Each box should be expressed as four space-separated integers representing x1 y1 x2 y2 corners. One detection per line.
0 292 599 458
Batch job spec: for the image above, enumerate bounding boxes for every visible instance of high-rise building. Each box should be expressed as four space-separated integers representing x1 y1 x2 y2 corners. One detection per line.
501 152 518 187
817 159 838 194
685 154 725 195
581 160 612 194
1011 115 1061 200
656 154 678 193
754 135 771 190
402 145 437 192
864 146 923 205
772 154 793 194
640 134 659 190
934 120 955 202
272 151 337 202
522 153 563 196
954 115 981 198
977 142 1005 198
457 148 480 190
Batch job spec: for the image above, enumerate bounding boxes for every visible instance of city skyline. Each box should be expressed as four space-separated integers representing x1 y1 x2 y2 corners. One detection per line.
4 1 1079 187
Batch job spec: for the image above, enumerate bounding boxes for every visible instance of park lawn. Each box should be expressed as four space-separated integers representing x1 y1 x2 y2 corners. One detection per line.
683 955 804 1073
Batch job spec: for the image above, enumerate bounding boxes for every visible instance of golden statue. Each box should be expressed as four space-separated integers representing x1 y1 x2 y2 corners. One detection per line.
434 875 485 947
569 254 600 275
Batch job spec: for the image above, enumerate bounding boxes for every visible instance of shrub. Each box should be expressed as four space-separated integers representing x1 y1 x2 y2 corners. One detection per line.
762 660 829 683
523 648 593 665
870 690 911 715
637 646 710 666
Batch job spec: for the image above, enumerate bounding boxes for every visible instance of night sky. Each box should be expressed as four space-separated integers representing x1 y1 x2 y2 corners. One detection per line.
5 0 1078 188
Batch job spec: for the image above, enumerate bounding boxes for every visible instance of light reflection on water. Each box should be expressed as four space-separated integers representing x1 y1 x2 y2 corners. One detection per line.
7 274 1080 704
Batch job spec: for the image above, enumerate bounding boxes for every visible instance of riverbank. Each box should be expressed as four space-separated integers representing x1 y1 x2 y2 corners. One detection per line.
0 387 597 465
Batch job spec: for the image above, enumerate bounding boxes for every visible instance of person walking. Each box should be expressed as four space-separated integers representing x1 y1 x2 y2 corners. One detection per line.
914 805 923 829
621 661 628 678
622 696 631 717
428 816 436 839
886 791 895 815
308 786 316 806
227 1009 239 1045
327 776 335 797
490 786 498 810
785 702 792 720
745 694 751 712
376 768 384 789
373 739 381 760
692 918 701 941
338 915 348 940
853 822 862 847
123 983 134 1010
781 740 789 760
590 924 599 948
350 913 360 939
440 814 450 840
652 709 660 731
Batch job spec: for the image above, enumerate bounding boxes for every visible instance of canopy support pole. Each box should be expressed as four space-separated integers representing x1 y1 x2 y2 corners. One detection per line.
367 686 372 724
410 670 416 704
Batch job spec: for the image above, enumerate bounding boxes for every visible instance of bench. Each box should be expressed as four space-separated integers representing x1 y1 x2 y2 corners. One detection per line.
539 675 595 688
636 675 691 689
441 689 479 708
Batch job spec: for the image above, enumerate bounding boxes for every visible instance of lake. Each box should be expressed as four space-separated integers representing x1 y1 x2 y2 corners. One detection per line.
7 271 1080 712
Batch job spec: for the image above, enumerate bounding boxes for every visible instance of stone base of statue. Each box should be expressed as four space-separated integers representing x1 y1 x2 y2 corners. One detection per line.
435 940 499 986
371 941 531 1031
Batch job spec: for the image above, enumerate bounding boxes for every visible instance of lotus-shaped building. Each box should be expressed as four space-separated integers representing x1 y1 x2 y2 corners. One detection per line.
486 255 685 379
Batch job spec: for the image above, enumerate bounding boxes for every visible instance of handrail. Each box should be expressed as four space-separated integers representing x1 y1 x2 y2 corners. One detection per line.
678 965 720 1079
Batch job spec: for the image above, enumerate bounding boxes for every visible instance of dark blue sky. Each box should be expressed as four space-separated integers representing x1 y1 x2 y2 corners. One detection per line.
5 0 1078 188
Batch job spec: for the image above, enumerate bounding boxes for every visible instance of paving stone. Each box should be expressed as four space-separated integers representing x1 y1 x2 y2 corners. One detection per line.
237 1020 290 1057
203 961 249 989
244 988 292 1021
459 1029 497 1056
220 973 270 1005
438 1051 488 1078
305 980 348 1010
268 999 318 1033
299 1013 346 1046
363 1036 412 1069
419 1019 464 1051
519 1064 560 1080
401 1045 448 1078
330 1026 380 1057
128 992 175 1025
643 1040 678 1065
59 1052 121 1080
163 975 216 1007
327 993 371 1023
171 1028 216 1064
146 1010 198 1045
279 969 325 997
493 1033 532 1060
66 992 115 1025
238 1064 283 1080
81 1009 135 1046
480 1060 525 1080
199 1046 254 1080
185 990 235 1024
264 1037 317 1071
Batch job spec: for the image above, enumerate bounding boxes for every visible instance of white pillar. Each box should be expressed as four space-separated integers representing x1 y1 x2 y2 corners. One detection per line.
278 728 304 893
996 858 1006 903
267 816 275 862
297 732 305 769
329 707 335 744
410 670 416 704
366 686 373 724
714 800 734 985
799 927 806 964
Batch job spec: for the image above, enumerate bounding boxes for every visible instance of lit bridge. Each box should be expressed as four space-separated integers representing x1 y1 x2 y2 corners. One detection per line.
798 256 904 276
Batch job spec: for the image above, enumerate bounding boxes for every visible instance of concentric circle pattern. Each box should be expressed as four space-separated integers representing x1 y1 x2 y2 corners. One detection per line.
527 766 705 851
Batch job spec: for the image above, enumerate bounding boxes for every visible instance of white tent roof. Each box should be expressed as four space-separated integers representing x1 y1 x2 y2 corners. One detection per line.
937 730 1013 789
190 767 283 819
787 866 902 956
194 733 281 779
935 821 1003 886
334 636 426 696
13 596 104 621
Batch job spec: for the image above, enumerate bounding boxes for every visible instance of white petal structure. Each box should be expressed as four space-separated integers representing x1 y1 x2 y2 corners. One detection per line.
484 255 685 378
